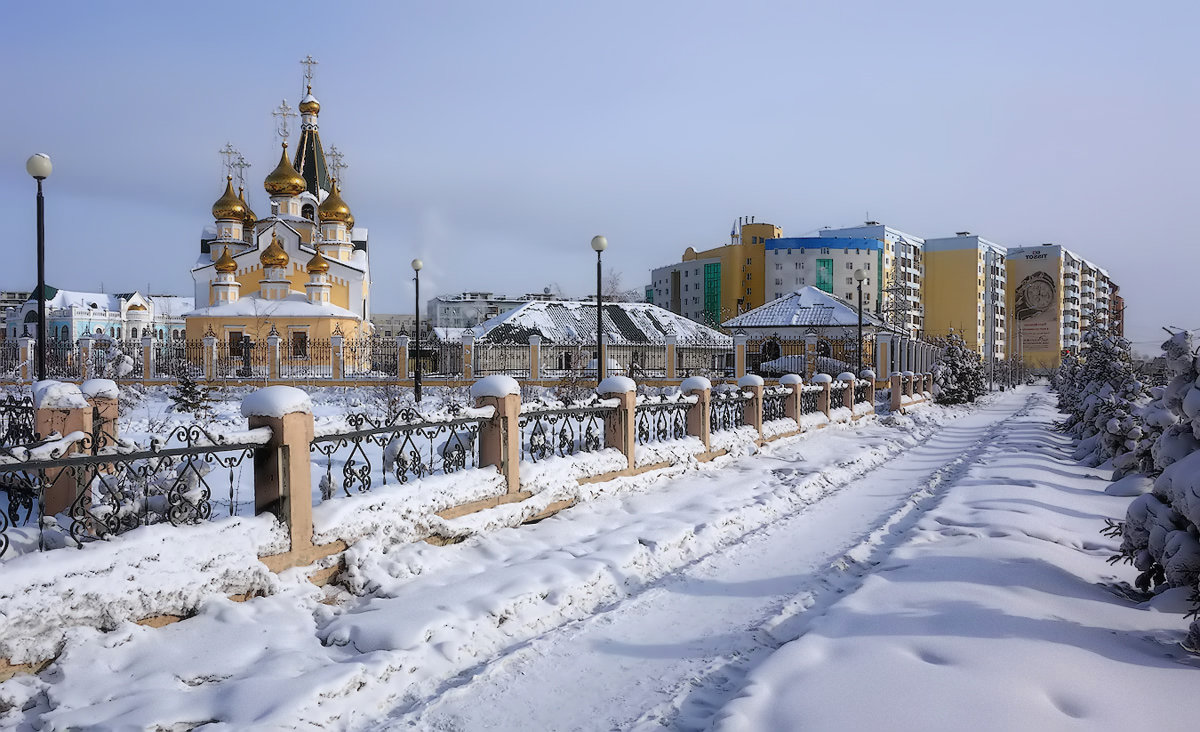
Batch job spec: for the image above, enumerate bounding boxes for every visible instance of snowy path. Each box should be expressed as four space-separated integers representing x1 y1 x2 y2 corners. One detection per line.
368 389 1037 730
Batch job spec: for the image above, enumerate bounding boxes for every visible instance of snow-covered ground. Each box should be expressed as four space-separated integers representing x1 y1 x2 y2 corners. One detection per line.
2 386 1196 730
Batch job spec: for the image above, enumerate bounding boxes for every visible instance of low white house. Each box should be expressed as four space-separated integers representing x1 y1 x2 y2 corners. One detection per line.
4 287 193 342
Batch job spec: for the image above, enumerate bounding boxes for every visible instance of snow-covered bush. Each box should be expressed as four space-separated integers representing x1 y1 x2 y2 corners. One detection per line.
930 334 984 405
1054 329 1148 470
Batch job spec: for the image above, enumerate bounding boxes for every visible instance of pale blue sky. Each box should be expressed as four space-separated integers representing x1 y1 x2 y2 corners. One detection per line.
2 1 1195 350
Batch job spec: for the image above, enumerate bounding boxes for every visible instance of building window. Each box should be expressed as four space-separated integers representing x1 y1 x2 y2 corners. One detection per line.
846 277 854 285
821 248 830 255
846 262 854 270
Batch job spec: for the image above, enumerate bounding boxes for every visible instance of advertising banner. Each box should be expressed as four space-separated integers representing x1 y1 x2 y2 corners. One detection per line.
1011 249 1060 355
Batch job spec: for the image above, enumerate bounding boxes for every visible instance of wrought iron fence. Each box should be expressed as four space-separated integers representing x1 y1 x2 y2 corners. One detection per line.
606 344 667 380
418 340 464 378
763 387 789 422
474 343 531 378
634 396 690 446
344 337 397 379
854 382 871 405
310 408 485 498
154 340 204 380
539 344 597 379
279 339 333 380
518 398 613 462
709 390 750 433
45 340 82 380
0 395 35 448
0 424 266 557
0 341 19 379
749 337 807 376
214 340 269 379
800 385 822 415
88 340 141 380
677 343 734 378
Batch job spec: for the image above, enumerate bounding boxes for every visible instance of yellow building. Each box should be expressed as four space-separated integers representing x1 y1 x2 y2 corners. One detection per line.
650 217 780 327
923 233 1007 361
185 80 372 358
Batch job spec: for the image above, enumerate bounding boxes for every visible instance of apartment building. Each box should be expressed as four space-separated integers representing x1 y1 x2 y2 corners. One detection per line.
924 232 1007 361
760 236 883 313
427 291 558 329
817 223 924 336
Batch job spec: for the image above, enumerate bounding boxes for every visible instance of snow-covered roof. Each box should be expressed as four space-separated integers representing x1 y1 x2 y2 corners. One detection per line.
475 301 731 346
45 289 125 312
185 292 359 319
723 287 892 330
148 296 194 317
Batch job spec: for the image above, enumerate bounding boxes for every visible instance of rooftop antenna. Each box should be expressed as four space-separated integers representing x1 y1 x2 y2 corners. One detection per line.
272 99 297 144
218 142 238 179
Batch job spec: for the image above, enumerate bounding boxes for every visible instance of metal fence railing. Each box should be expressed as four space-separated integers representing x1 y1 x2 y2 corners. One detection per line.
474 343 531 378
517 398 615 462
153 341 204 380
633 396 691 446
709 389 750 433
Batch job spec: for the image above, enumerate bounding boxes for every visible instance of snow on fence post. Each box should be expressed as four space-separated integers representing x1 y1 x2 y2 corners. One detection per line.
903 370 915 399
733 334 748 379
81 379 120 450
804 331 818 380
528 335 541 380
838 372 855 411
140 335 154 385
33 381 94 515
203 332 217 380
738 374 765 440
682 375 713 453
812 373 833 417
665 334 677 381
472 376 522 493
598 376 637 471
395 335 409 379
78 336 92 381
330 332 344 380
462 332 475 382
780 374 803 427
876 333 892 378
890 372 903 412
266 330 281 381
860 369 876 409
18 336 34 383
244 386 315 555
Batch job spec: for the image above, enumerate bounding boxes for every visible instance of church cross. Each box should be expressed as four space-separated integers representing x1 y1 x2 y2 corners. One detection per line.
328 145 348 183
232 154 251 190
301 55 319 87
218 142 238 178
272 99 297 142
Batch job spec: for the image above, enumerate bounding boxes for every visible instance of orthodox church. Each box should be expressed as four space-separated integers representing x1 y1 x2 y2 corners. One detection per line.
184 76 372 357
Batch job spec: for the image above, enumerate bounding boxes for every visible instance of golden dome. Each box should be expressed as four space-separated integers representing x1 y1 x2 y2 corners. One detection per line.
318 179 354 226
211 176 245 220
299 85 320 115
260 233 290 267
306 247 330 274
238 187 257 227
214 246 238 273
263 142 306 197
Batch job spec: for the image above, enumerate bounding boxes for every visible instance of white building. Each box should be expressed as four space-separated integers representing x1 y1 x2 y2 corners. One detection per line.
4 288 192 342
647 255 723 328
818 222 925 335
428 291 559 329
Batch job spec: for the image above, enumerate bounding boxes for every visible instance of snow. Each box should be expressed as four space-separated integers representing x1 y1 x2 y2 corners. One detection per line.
469 374 520 399
736 374 764 388
762 417 799 438
860 368 876 380
837 371 856 381
680 375 712 393
779 374 803 386
240 385 313 418
31 380 89 410
721 285 891 330
597 375 637 394
185 291 360 319
634 436 706 468
79 378 119 400
811 373 832 384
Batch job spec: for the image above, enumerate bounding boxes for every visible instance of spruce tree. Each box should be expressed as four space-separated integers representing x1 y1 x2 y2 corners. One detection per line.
169 371 213 416
931 334 986 405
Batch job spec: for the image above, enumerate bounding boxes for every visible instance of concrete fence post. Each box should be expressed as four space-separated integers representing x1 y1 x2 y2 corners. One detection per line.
876 333 892 378
838 372 856 411
472 376 521 493
682 376 712 453
734 334 748 379
738 374 764 440
462 332 475 382
81 379 120 450
396 335 409 379
203 334 217 381
244 386 315 555
859 369 877 411
528 335 541 380
804 331 818 380
19 337 34 383
891 373 903 412
813 373 832 418
266 332 281 380
330 333 344 380
78 336 92 381
665 334 677 381
904 371 915 398
780 373 803 428
141 336 154 385
598 376 637 471
33 381 94 515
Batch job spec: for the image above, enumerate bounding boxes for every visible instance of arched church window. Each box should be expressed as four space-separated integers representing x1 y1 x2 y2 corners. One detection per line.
302 203 315 221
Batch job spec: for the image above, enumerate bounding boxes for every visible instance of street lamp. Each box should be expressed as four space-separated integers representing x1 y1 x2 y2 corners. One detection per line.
854 268 867 375
26 153 52 382
412 258 423 403
591 235 607 383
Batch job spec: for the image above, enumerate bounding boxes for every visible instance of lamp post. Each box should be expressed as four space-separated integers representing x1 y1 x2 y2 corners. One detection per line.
591 235 607 384
26 154 52 382
412 258 423 403
854 268 867 375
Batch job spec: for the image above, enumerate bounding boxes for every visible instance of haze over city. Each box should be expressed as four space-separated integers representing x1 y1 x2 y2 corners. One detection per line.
2 0 1195 350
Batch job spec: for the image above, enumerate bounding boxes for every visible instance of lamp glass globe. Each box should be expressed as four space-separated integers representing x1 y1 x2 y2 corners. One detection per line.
590 235 608 252
411 258 423 271
26 153 52 180
854 268 866 282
